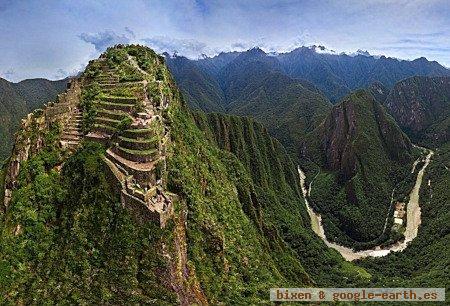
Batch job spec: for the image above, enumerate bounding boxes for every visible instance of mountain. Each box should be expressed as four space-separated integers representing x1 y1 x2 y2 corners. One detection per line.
383 76 450 147
165 55 226 112
0 45 370 304
278 47 450 102
13 78 69 112
168 46 450 107
302 90 414 247
167 49 332 154
0 77 68 160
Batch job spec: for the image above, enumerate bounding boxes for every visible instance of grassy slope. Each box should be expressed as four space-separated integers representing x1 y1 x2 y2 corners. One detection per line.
0 142 178 304
227 71 332 155
166 56 226 112
0 45 335 304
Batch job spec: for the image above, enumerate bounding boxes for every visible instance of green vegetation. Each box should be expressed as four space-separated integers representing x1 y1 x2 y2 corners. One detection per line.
304 90 415 248
0 142 178 304
118 146 157 156
93 123 117 133
192 111 371 287
3 44 447 304
116 116 132 132
80 83 100 134
359 143 450 300
167 105 310 304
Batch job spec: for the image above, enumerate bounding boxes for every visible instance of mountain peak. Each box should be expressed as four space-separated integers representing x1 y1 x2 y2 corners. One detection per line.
246 46 266 55
356 49 371 56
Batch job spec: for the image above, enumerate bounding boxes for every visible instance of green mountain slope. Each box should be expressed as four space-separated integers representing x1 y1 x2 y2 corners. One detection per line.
0 45 370 304
193 111 372 286
166 50 332 155
0 77 68 161
226 70 332 155
302 90 414 248
165 56 225 112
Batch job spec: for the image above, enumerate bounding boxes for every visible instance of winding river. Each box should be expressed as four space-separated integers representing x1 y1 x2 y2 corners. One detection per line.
298 149 434 261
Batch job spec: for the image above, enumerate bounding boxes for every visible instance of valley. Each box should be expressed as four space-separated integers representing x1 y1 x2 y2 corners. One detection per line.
0 44 448 304
1 2 449 303
298 148 434 261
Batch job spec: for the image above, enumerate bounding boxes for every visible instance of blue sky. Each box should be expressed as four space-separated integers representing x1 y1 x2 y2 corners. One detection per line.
0 0 449 81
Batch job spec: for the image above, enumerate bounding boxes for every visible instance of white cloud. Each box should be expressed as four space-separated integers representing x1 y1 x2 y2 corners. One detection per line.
142 36 210 58
79 30 131 52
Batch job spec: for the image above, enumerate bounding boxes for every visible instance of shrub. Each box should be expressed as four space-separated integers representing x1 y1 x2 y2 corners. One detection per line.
117 116 133 132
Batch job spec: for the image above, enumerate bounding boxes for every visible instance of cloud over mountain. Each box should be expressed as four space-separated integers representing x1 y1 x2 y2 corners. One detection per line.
79 30 131 52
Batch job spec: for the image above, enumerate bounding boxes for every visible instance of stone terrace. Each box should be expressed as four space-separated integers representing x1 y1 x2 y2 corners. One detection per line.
83 57 173 227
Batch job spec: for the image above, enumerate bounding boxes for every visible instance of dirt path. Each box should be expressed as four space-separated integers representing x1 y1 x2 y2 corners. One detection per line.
298 149 434 261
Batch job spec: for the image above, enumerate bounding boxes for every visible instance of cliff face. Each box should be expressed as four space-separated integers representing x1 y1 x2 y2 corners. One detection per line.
313 90 412 181
384 76 450 146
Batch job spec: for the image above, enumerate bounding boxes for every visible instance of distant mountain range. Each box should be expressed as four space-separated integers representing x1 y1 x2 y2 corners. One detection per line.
167 46 450 105
0 77 69 160
166 47 450 156
166 48 449 249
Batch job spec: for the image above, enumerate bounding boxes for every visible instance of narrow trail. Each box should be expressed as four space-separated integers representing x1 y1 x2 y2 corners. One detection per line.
298 149 434 261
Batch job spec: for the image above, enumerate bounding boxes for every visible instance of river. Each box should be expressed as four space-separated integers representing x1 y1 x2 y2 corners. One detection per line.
298 149 434 261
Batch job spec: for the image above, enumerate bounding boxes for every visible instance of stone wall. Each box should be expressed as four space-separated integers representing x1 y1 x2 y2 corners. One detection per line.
2 79 81 211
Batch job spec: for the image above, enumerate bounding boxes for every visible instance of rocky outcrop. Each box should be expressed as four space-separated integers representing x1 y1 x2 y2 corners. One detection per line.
368 81 388 103
3 46 175 228
82 47 174 228
321 96 359 179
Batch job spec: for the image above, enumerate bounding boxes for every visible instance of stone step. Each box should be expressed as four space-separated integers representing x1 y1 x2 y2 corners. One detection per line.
113 146 158 163
94 116 120 127
98 101 135 113
119 136 158 151
92 124 117 135
85 132 110 145
68 120 81 125
97 109 129 121
106 149 157 187
61 140 81 150
121 128 155 139
63 129 82 136
61 134 81 141
100 96 138 104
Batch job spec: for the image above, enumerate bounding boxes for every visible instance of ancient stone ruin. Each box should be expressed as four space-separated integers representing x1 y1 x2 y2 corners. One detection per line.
3 48 174 228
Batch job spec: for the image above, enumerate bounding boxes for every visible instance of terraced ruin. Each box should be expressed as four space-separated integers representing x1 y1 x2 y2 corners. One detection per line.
80 46 174 227
4 45 175 227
